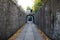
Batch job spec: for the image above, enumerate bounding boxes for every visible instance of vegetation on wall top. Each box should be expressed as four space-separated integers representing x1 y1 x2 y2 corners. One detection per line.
32 0 44 13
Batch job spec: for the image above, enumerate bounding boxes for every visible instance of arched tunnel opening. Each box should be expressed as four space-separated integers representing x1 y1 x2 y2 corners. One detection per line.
26 14 34 23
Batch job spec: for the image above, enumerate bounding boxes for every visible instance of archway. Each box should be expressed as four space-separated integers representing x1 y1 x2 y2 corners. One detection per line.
26 15 34 23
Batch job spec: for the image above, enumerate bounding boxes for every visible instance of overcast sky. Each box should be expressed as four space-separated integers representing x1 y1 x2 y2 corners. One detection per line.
17 0 34 11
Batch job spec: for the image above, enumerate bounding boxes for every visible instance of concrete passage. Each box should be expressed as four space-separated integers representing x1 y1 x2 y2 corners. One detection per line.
15 22 44 40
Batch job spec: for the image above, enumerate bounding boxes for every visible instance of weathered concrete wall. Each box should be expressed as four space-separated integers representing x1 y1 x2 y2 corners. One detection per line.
51 0 60 40
0 0 26 40
46 0 60 39
34 0 60 40
0 0 8 39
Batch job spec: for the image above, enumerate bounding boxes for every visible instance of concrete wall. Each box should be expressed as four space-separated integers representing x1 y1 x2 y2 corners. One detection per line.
0 0 26 40
34 0 60 40
51 0 60 40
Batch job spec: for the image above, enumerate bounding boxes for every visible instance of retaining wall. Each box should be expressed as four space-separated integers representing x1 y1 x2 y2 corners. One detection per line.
0 0 26 40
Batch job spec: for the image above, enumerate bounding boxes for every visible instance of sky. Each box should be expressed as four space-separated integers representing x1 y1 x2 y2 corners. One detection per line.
17 0 34 11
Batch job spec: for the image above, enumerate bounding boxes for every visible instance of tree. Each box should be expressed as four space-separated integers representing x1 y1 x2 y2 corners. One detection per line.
32 0 44 13
27 6 31 10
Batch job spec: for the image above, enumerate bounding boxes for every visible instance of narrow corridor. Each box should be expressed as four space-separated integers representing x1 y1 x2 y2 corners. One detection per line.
15 22 44 40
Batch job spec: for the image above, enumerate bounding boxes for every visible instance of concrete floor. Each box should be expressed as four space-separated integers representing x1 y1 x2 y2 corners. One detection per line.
15 22 44 40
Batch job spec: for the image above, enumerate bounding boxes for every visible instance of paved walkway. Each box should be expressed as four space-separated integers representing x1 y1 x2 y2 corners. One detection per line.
15 22 44 40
